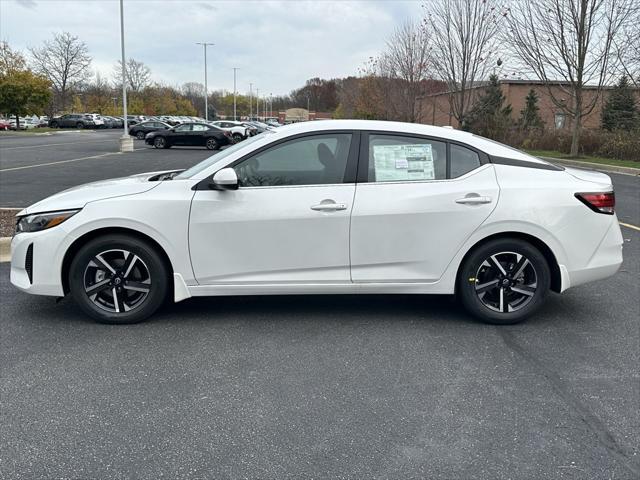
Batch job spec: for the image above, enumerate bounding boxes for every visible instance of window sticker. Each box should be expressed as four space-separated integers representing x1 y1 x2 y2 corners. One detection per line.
373 144 435 181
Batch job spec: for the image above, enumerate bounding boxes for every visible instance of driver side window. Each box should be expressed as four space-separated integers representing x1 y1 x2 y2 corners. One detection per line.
233 133 352 187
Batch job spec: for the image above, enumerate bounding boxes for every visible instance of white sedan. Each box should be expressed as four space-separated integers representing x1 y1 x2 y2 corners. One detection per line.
10 120 623 324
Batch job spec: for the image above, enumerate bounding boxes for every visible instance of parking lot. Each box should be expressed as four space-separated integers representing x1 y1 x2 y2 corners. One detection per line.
0 130 639 478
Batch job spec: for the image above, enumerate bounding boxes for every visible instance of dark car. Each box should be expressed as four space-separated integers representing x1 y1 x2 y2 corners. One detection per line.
129 121 171 140
48 114 96 129
145 122 231 150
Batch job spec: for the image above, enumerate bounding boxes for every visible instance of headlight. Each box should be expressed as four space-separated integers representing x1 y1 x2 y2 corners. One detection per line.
16 209 80 234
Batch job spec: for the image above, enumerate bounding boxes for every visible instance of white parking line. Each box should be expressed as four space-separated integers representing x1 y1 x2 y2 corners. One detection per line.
1 152 118 172
1 139 115 150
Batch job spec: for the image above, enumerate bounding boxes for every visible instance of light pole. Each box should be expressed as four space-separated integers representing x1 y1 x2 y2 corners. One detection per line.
249 82 253 119
232 67 239 120
256 88 259 120
269 93 273 119
118 0 133 152
196 42 214 121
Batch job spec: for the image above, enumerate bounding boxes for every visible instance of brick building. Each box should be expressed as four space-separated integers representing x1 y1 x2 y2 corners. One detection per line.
416 79 640 131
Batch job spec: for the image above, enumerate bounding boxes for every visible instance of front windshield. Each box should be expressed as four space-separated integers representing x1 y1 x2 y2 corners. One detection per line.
175 131 274 179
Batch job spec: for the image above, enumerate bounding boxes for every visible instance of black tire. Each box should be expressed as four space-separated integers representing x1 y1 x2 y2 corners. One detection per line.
232 133 243 142
458 238 551 325
153 136 168 149
68 234 169 324
206 138 219 150
76 122 84 129
50 121 58 128
136 130 145 140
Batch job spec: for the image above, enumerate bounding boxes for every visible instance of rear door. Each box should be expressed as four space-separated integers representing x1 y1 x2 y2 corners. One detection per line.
350 132 499 283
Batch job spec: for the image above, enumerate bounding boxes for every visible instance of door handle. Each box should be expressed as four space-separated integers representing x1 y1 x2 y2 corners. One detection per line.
311 202 347 211
455 195 492 205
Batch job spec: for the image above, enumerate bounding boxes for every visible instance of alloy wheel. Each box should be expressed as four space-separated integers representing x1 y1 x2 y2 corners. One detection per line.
83 249 151 314
473 251 537 313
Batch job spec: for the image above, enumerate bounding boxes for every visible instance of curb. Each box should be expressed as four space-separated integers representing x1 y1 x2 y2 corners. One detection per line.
539 156 640 176
0 237 10 263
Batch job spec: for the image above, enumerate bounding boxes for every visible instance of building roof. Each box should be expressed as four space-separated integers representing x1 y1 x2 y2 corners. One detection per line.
417 79 634 99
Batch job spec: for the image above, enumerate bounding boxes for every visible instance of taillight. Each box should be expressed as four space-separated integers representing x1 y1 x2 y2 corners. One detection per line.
575 192 615 214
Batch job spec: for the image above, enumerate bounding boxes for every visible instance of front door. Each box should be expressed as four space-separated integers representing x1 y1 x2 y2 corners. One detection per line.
189 132 357 284
171 124 192 145
350 134 499 283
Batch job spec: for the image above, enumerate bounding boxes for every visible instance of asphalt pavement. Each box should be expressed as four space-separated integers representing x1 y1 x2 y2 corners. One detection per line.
0 130 638 479
0 130 214 207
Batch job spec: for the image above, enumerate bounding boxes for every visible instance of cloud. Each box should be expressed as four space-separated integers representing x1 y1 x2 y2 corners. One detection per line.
2 0 422 95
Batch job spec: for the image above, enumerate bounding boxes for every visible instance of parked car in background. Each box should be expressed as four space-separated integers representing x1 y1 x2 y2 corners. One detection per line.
241 123 259 136
86 114 105 128
145 122 231 150
129 121 171 140
48 114 96 129
9 117 37 130
124 115 146 126
210 120 249 142
0 119 10 130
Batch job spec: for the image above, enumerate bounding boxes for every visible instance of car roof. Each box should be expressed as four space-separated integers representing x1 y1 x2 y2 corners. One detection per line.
273 120 548 164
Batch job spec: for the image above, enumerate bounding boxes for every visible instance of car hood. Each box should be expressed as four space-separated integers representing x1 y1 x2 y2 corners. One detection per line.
19 170 177 216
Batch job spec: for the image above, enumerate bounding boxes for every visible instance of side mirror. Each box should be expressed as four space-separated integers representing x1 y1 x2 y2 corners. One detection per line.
211 167 238 190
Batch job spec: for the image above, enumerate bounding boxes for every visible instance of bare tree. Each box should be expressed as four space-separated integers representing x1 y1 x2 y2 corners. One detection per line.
0 41 27 75
29 32 92 112
616 6 640 87
423 0 506 127
114 58 151 92
505 0 635 156
377 20 431 122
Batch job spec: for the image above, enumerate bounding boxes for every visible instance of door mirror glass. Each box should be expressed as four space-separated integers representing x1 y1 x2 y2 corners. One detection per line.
211 167 238 190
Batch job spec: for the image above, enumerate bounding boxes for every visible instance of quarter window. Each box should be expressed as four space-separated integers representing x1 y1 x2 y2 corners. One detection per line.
174 124 191 132
234 133 352 187
367 134 447 182
192 124 207 131
450 144 481 178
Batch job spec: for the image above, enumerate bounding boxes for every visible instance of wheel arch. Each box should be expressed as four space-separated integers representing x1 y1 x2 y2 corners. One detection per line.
61 226 174 295
455 231 562 293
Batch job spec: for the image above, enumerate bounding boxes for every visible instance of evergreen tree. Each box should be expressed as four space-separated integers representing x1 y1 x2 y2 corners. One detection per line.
463 74 512 140
518 89 544 130
601 76 638 131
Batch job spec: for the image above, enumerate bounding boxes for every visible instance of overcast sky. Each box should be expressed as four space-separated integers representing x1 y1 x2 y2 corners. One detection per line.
2 0 422 95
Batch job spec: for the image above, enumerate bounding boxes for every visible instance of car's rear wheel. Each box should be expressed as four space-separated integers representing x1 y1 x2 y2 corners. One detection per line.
153 136 168 149
458 238 550 324
76 122 84 129
136 131 145 140
69 234 169 324
206 138 219 150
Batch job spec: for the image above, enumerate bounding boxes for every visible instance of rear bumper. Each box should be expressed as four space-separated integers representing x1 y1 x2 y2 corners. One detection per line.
564 217 624 290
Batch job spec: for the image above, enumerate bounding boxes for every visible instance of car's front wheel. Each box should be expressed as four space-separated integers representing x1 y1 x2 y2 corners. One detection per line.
76 122 85 129
136 131 145 140
68 234 169 324
232 133 243 142
458 238 550 325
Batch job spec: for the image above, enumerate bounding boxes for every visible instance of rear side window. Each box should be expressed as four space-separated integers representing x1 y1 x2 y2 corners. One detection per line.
367 134 447 182
450 144 481 178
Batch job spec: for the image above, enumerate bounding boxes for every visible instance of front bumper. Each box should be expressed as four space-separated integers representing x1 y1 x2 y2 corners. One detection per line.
10 226 72 297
